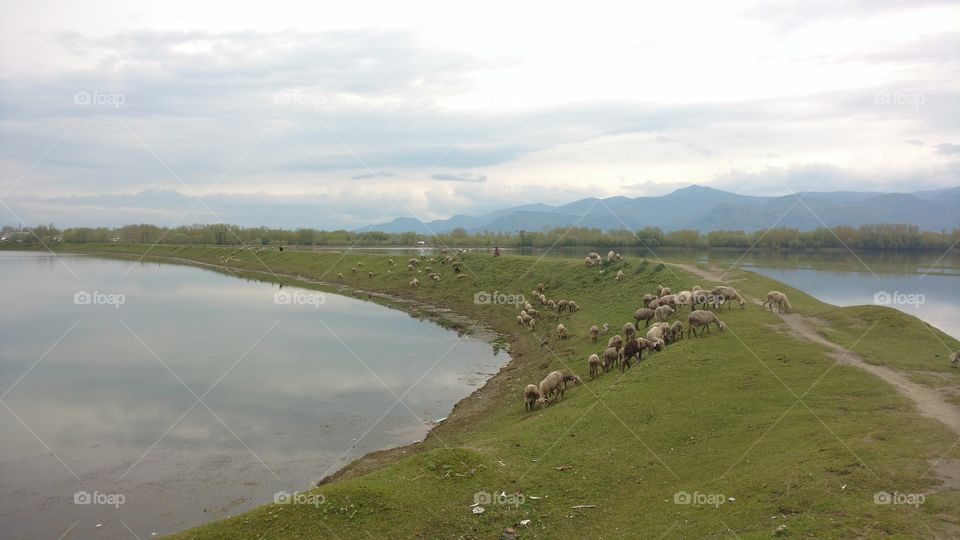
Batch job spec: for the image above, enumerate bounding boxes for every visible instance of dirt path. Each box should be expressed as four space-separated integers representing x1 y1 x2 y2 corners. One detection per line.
672 262 960 436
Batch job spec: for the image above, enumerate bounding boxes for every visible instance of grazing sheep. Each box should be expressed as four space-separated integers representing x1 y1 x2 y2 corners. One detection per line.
607 334 623 351
687 310 726 338
425 266 433 273
357 262 365 267
620 337 664 370
585 256 598 268
351 267 358 273
457 274 467 279
527 308 540 318
589 325 600 343
691 290 714 309
607 250 617 262
691 285 702 292
654 305 676 322
659 294 679 309
951 350 959 367
763 291 793 313
710 286 746 310
521 313 534 326
556 300 569 313
675 291 692 310
600 323 610 335
623 322 637 340
646 325 667 343
615 253 623 261
588 353 602 378
647 298 660 310
409 278 420 288
368 271 374 278
538 370 582 402
603 347 619 372
642 293 657 304
407 264 415 271
536 282 545 292
634 308 656 328
388 259 395 266
615 270 625 282
517 315 525 326
337 272 343 279
568 301 580 312
528 318 536 331
546 299 557 310
524 384 541 412
658 285 671 297
557 323 568 339
523 302 534 311
432 274 441 281
669 321 684 342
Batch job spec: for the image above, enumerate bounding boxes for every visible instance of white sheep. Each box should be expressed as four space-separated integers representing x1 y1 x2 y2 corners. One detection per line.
607 334 623 351
568 301 580 312
517 315 525 326
657 285 671 297
615 270 625 282
600 323 610 334
710 286 746 309
607 250 616 262
623 322 637 340
589 325 600 343
675 291 692 310
687 310 726 338
536 282 545 292
409 278 420 288
654 305 675 322
556 300 569 312
950 350 959 368
763 291 792 313
524 384 542 411
337 272 343 279
538 370 582 402
588 353 602 378
642 293 657 304
557 323 568 339
646 325 666 343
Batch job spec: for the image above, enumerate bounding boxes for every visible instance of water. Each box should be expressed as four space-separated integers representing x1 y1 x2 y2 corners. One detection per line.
0 252 504 539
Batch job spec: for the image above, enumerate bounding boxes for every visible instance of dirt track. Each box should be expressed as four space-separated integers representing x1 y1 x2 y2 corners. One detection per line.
672 262 960 437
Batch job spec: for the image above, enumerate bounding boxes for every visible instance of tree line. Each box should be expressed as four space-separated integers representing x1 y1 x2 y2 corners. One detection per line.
2 223 957 251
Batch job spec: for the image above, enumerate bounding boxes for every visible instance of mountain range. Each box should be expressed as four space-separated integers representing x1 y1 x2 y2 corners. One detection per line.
359 185 960 234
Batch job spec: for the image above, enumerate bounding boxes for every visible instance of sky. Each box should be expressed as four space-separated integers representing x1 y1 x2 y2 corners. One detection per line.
0 0 958 229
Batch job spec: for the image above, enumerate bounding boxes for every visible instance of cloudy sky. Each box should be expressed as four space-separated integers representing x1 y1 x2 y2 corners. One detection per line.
1 0 958 229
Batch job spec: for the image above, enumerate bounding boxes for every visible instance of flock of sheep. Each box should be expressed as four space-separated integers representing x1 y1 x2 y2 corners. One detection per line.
520 253 802 411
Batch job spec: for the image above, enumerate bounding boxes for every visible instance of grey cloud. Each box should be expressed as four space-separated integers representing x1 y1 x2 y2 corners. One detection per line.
351 171 398 180
431 173 487 183
936 143 960 156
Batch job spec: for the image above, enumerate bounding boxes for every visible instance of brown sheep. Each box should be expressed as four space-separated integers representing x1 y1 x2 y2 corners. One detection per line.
607 334 623 351
669 320 684 342
556 300 569 313
568 301 580 312
710 286 746 310
536 282 545 292
603 347 619 372
634 307 656 328
589 325 600 343
623 322 637 340
654 305 675 322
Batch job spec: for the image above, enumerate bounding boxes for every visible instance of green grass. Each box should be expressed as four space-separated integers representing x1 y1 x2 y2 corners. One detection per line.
22 244 960 538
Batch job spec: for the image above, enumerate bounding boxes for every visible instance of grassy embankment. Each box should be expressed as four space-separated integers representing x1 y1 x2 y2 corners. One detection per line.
37 244 960 538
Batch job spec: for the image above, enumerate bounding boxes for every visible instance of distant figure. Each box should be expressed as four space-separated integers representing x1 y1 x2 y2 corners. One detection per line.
494 246 500 257
279 246 284 251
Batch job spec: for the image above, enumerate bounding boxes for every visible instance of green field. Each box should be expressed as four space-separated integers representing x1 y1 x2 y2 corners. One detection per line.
26 244 960 538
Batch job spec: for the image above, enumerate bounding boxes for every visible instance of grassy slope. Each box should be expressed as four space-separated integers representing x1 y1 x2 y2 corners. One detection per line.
36 245 960 538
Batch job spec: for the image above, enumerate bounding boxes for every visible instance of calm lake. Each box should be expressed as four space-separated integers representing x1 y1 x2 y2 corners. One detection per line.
0 252 504 539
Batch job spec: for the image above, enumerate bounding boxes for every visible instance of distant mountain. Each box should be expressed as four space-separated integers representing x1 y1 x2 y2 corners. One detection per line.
359 185 960 234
